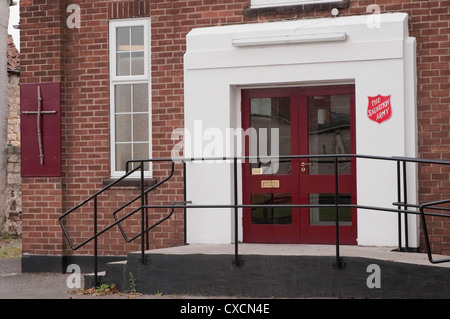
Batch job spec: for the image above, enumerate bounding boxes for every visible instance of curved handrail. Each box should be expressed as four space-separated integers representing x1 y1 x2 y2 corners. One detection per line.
59 161 177 251
113 161 175 242
58 165 141 251
420 199 450 264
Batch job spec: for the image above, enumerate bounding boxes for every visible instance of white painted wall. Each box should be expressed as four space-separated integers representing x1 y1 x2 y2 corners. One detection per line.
184 13 417 247
8 1 19 48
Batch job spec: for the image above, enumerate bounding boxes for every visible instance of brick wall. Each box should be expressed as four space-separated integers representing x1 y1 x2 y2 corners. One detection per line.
21 0 69 256
19 0 450 256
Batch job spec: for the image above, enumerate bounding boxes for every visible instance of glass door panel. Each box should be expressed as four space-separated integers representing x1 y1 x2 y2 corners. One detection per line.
250 97 291 175
307 95 351 175
251 193 292 224
309 193 352 226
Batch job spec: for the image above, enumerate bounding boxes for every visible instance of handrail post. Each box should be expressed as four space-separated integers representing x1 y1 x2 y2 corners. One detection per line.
403 161 409 251
396 161 403 251
333 156 346 269
183 161 187 245
94 195 98 287
145 192 149 250
232 157 243 267
140 161 148 264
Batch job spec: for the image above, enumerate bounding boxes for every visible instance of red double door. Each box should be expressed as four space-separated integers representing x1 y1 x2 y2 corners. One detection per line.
242 85 357 245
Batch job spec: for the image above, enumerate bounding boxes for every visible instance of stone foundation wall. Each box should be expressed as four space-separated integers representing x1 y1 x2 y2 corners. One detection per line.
4 146 21 236
1 72 21 237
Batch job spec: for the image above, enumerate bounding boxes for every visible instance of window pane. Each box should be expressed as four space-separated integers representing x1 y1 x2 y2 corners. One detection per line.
134 143 150 170
115 85 131 113
251 193 292 224
117 52 130 76
308 95 351 175
116 27 130 51
131 26 144 51
131 52 145 76
116 114 131 142
309 193 352 226
133 84 148 112
116 143 132 171
133 114 149 142
250 97 291 175
112 22 150 174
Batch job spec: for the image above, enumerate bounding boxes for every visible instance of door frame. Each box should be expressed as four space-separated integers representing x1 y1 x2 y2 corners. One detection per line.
241 87 301 243
241 85 357 244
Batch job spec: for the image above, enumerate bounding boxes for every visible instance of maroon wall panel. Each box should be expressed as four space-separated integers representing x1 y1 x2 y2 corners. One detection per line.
20 82 61 177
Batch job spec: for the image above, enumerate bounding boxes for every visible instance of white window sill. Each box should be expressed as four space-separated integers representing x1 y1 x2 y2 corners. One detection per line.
103 177 157 188
250 0 344 9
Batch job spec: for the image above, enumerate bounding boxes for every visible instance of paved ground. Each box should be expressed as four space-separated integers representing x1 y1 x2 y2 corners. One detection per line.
0 238 210 299
0 257 217 299
0 258 137 299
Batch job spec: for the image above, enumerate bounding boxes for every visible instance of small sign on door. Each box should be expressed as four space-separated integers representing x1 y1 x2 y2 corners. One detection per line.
261 180 280 189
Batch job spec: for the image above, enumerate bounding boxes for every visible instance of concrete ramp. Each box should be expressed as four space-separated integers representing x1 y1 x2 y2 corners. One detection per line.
87 244 450 298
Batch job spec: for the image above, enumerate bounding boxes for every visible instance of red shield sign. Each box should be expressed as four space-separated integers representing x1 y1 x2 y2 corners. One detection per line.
367 95 392 124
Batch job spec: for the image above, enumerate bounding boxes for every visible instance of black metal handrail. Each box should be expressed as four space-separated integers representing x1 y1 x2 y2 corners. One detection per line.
113 162 175 241
58 161 176 285
420 199 450 264
59 165 141 251
59 153 450 287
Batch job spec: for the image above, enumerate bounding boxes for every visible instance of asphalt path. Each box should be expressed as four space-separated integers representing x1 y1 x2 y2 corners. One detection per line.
0 258 131 299
0 258 205 299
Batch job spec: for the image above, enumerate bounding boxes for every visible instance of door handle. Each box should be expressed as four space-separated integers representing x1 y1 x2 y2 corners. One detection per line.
301 162 314 172
258 160 271 168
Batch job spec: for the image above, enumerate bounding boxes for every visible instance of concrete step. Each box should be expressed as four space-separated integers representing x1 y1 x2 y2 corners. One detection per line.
84 260 127 290
84 244 450 298
84 271 106 288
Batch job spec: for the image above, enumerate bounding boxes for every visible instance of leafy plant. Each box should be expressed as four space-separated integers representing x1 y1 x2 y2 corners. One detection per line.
96 283 116 293
129 272 137 293
81 283 120 296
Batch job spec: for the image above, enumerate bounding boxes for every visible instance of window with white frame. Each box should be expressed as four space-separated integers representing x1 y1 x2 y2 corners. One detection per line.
109 19 151 177
251 0 342 8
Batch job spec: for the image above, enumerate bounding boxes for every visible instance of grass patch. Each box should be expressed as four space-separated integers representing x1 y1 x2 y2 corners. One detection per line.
70 283 143 298
0 237 22 259
0 246 21 259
